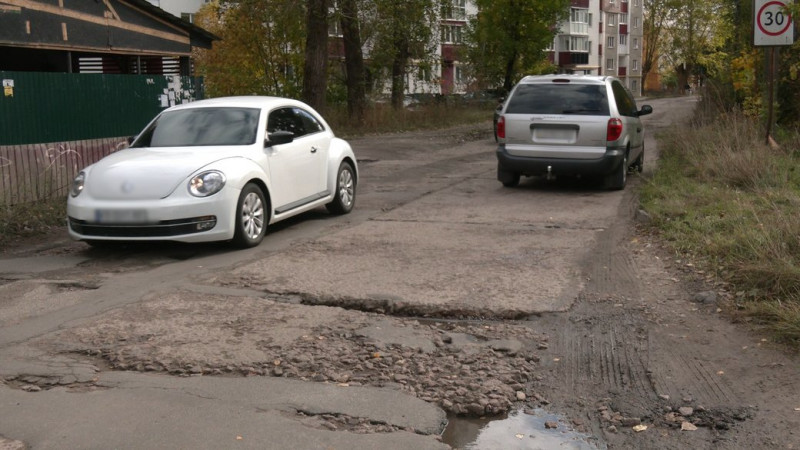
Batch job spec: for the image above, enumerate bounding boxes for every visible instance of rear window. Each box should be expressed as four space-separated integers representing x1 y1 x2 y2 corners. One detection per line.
505 83 609 115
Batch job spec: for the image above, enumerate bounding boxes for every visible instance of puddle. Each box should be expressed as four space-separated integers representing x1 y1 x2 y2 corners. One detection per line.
442 408 604 450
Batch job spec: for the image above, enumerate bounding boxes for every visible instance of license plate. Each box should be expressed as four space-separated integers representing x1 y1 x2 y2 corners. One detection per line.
94 209 148 224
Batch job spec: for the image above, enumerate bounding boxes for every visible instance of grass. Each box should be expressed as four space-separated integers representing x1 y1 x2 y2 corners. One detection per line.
640 105 800 346
0 197 66 249
325 102 495 137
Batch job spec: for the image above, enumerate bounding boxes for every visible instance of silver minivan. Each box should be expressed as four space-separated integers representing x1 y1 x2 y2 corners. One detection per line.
495 75 653 190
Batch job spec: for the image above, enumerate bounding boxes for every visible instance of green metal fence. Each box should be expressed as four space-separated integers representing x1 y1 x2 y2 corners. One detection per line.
0 71 203 146
0 71 204 204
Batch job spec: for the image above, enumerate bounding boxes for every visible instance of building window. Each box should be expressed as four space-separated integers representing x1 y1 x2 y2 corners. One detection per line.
455 66 464 83
633 17 640 28
180 12 194 23
441 25 463 44
632 80 638 92
634 0 640 6
619 34 627 46
632 60 639 71
620 13 627 24
607 36 615 48
570 36 590 52
633 38 639 49
607 13 616 26
442 0 467 20
329 20 342 37
607 58 615 70
588 41 593 55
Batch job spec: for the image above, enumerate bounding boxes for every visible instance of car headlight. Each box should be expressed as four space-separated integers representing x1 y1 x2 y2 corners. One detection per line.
70 172 86 197
189 171 226 197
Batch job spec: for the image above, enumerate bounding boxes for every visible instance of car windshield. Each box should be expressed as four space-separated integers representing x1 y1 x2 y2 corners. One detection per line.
505 84 609 115
132 107 260 147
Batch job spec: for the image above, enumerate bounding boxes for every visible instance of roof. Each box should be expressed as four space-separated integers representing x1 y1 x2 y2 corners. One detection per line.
126 0 220 44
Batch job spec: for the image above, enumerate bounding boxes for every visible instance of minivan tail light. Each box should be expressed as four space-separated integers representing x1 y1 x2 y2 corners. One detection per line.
497 116 506 139
607 118 623 141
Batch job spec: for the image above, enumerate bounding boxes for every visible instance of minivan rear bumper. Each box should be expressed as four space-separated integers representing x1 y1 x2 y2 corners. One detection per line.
496 145 625 176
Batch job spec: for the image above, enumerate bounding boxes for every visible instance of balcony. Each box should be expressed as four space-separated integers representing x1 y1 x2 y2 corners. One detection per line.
570 22 589 35
558 52 590 66
618 67 627 76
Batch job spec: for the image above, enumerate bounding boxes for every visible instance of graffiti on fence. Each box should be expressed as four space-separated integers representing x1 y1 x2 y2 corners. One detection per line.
0 136 133 205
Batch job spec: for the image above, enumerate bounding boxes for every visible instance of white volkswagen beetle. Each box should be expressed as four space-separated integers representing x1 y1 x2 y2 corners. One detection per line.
67 96 358 248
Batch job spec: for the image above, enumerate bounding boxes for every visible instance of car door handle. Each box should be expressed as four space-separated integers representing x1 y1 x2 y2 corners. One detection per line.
310 147 318 153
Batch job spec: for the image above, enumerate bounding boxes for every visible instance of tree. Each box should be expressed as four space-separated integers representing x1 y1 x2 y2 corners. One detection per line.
339 0 367 121
370 0 438 109
193 1 305 98
302 0 329 111
642 0 677 91
660 0 732 93
466 0 568 94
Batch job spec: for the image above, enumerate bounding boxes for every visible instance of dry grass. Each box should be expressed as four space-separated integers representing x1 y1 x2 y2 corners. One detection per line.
640 108 800 345
325 102 494 137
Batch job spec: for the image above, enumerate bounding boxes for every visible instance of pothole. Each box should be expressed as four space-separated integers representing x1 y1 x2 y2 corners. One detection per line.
264 291 533 321
442 408 603 450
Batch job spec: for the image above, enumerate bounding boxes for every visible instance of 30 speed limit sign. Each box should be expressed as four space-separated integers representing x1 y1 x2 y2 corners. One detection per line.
754 0 794 45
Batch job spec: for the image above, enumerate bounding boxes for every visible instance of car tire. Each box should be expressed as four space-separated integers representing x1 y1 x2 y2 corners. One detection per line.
232 183 267 248
497 165 520 187
633 147 644 173
326 162 356 215
604 152 628 190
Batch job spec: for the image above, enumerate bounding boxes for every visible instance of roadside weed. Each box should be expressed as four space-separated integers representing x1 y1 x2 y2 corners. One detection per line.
641 109 800 346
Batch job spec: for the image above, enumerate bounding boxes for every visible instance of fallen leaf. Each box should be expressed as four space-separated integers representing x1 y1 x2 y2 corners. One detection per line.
553 358 561 362
515 434 524 439
236 436 243 440
717 371 725 375
681 422 698 431
794 408 800 412
633 425 648 432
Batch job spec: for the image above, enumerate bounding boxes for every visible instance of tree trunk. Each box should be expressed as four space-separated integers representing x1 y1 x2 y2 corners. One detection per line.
391 41 409 110
340 0 366 121
302 0 328 112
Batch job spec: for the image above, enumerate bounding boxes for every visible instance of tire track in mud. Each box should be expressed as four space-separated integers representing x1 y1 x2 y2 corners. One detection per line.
539 186 741 433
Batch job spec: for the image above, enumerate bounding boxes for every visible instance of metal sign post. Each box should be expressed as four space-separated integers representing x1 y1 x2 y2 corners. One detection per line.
754 0 794 145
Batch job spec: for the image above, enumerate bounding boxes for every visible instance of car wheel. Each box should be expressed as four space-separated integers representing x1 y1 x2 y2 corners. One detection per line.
326 162 356 215
497 165 520 187
605 152 628 190
633 147 644 173
232 183 267 248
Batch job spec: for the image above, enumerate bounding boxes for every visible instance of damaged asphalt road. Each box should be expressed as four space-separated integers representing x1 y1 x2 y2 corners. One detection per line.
2 97 800 449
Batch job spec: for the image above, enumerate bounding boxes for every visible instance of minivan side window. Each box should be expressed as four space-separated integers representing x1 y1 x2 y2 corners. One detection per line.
611 81 637 117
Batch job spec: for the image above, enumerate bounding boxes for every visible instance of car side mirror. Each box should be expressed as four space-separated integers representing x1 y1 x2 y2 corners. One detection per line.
265 130 295 147
638 105 653 116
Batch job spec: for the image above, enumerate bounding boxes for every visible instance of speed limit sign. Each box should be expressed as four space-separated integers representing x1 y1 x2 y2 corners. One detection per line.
754 0 794 45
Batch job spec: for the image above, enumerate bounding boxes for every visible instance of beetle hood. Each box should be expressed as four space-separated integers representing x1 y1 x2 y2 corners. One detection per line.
85 147 240 200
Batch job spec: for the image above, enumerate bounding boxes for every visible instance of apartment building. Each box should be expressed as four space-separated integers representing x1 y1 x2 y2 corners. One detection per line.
550 0 643 96
145 0 208 23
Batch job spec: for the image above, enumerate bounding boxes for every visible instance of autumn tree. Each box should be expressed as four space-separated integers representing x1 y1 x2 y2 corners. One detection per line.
193 1 305 98
642 0 678 91
466 0 568 94
302 0 329 111
369 0 439 109
339 0 367 121
660 0 733 92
